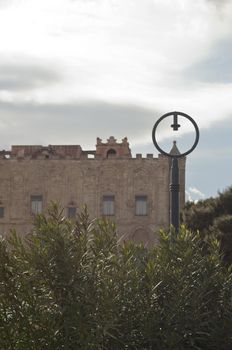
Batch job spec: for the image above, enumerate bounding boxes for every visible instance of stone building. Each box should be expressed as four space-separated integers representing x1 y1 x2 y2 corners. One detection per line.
0 136 185 244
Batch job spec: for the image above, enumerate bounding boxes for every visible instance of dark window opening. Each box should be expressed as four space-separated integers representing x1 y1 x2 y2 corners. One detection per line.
107 149 117 158
0 207 4 218
68 207 77 218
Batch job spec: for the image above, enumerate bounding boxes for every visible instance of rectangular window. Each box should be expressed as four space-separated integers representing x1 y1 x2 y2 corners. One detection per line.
103 195 115 216
0 207 4 218
31 195 43 215
67 206 76 218
135 196 148 216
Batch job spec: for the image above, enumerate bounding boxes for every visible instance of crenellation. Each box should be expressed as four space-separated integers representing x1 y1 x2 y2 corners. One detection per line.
9 145 83 159
146 154 153 159
0 143 164 161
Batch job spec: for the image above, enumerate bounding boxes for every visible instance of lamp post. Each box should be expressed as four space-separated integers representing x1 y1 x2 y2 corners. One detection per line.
152 111 200 232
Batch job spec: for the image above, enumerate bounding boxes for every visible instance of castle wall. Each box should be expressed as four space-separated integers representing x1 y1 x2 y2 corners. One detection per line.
0 138 186 245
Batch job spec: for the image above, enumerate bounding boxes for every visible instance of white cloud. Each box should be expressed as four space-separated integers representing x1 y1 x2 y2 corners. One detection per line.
0 0 231 101
0 0 231 131
188 187 205 202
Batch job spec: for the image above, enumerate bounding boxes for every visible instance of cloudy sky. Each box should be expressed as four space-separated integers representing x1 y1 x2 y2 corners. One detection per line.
0 0 231 201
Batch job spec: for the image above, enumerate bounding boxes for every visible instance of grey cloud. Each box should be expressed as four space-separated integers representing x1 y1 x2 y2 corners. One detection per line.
0 63 61 92
205 0 229 6
184 37 232 83
0 100 159 150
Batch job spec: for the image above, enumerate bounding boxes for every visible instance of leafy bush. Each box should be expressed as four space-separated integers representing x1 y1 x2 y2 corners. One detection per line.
0 205 232 349
182 186 232 262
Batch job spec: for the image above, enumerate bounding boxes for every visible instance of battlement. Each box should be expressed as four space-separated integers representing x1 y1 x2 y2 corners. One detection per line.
95 136 132 158
0 137 133 160
2 145 83 159
0 137 179 160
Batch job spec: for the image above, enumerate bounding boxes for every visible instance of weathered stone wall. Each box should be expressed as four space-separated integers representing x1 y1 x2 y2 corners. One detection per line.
0 138 186 244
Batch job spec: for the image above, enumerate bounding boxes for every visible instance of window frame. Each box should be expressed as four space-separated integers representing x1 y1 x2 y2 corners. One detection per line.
102 195 115 216
30 195 43 215
135 195 148 216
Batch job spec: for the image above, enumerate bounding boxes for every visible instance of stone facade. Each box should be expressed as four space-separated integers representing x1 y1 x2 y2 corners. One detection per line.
0 137 186 244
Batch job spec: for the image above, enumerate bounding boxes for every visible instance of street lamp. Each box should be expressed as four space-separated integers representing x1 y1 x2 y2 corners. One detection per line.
152 111 200 232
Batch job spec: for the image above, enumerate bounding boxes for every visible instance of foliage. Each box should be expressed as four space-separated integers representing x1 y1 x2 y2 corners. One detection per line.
0 204 232 349
182 185 232 263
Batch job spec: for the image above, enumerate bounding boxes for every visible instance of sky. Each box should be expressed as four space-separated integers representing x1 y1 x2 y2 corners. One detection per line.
0 0 231 201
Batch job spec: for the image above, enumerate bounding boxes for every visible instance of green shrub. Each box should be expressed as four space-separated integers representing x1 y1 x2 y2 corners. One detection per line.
0 205 231 349
182 186 232 262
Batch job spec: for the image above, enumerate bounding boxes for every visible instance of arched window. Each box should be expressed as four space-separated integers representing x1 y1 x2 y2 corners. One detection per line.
107 149 117 158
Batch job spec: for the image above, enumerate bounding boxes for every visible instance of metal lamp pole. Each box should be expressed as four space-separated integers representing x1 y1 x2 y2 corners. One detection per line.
170 156 179 232
152 111 200 233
